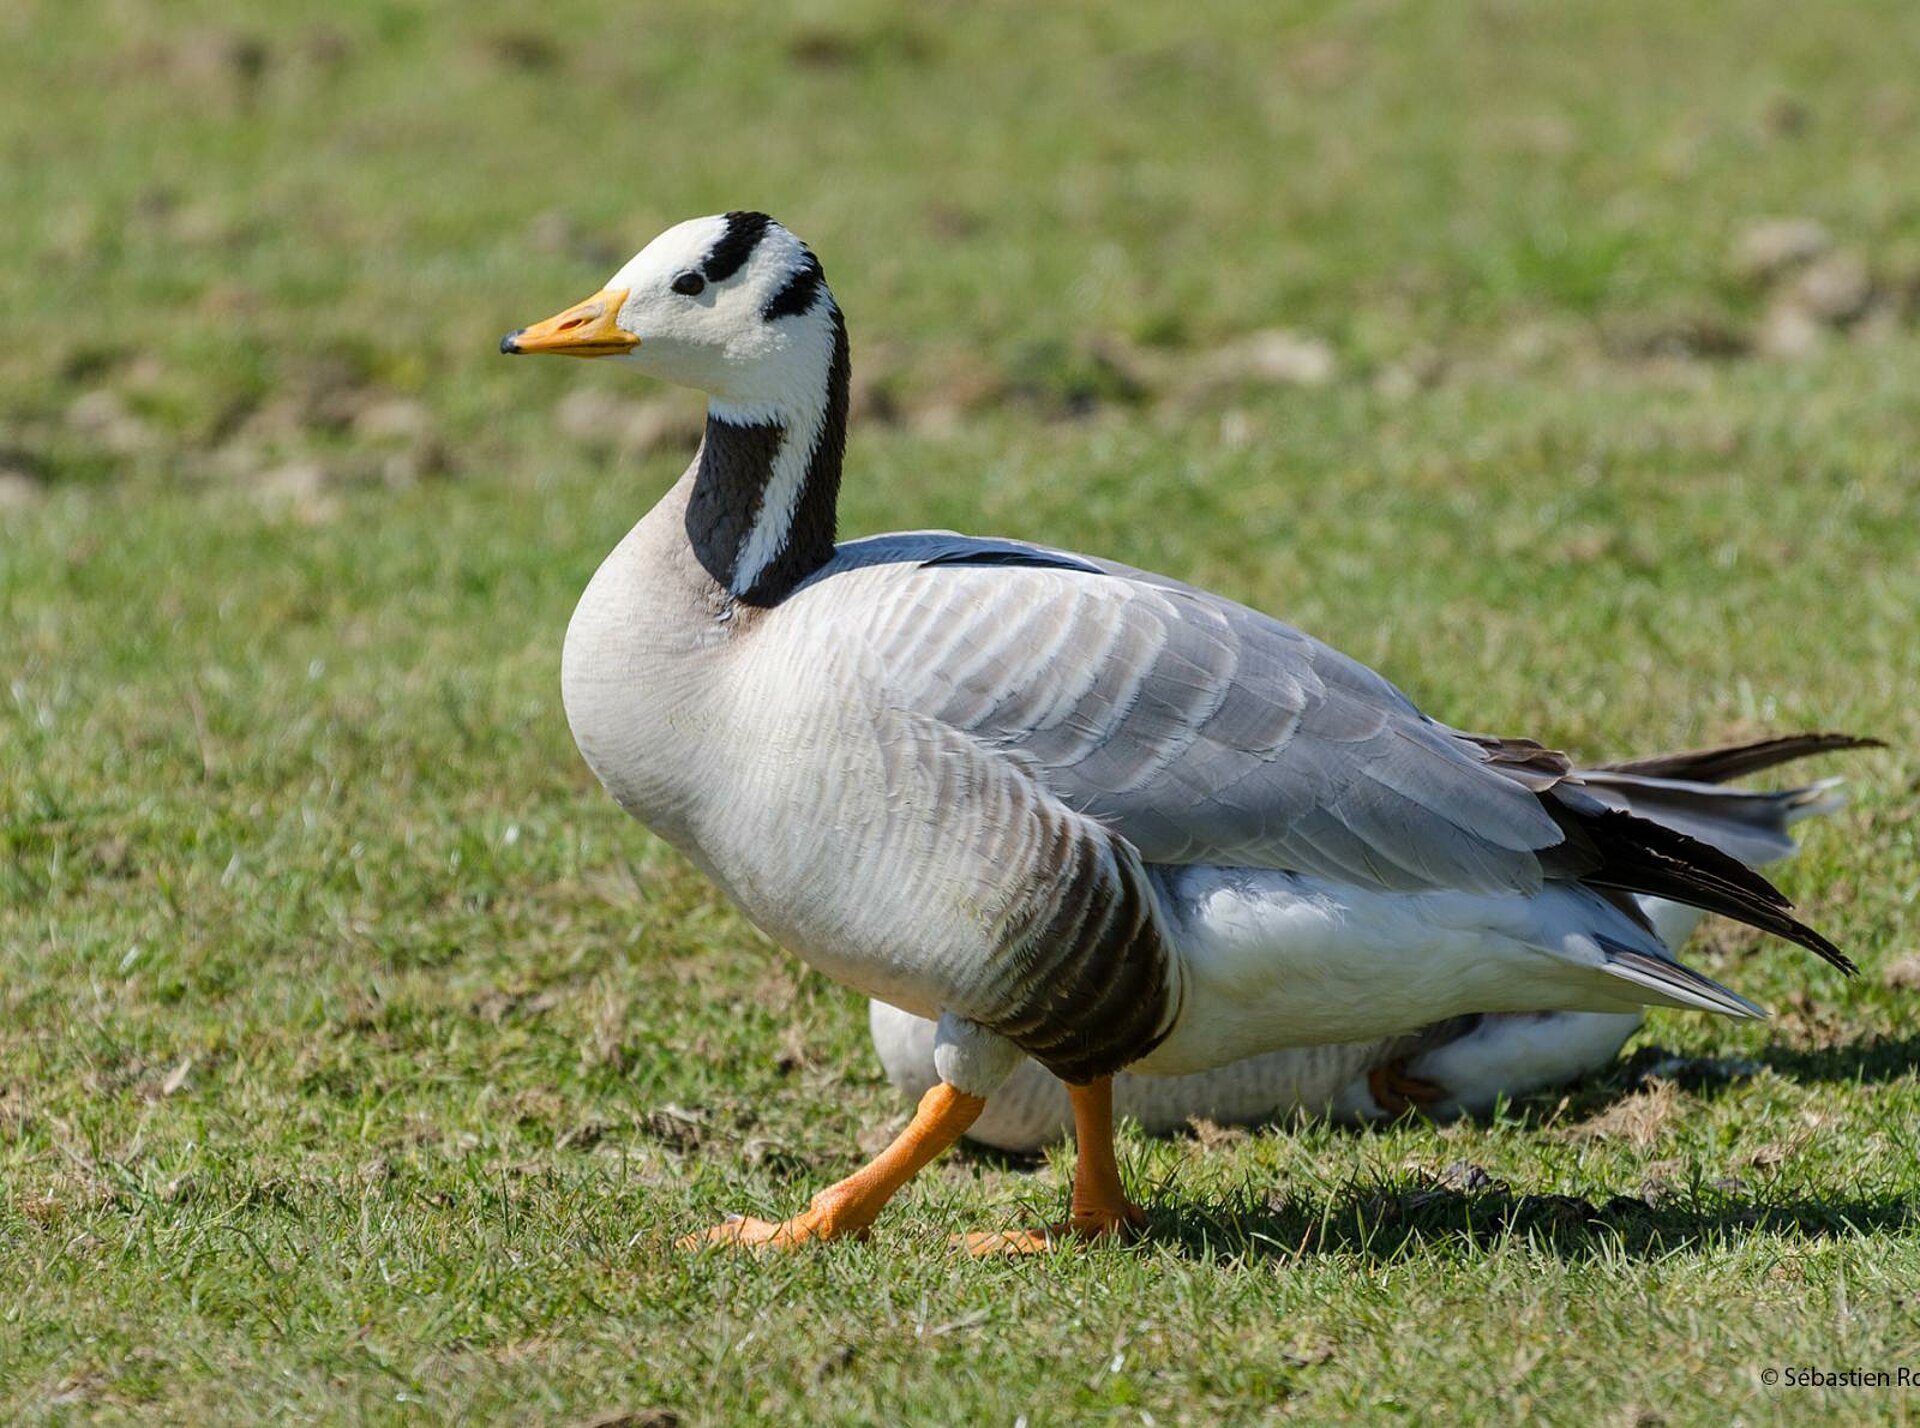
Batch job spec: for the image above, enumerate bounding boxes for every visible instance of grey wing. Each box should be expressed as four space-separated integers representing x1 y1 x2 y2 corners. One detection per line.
845 541 1567 895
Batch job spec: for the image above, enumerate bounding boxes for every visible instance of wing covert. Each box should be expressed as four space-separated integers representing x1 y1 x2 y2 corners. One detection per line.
820 537 1567 895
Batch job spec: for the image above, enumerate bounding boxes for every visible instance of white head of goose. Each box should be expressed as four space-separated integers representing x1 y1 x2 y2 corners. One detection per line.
504 211 848 606
504 212 1861 1254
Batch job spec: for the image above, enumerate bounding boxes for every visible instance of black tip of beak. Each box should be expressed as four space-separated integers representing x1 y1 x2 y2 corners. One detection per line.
500 330 524 355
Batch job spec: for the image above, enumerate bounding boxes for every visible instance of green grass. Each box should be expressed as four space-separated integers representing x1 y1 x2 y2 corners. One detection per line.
4 1 1920 1422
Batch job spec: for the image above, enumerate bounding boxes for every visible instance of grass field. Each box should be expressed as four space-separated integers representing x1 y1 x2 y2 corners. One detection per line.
4 1 1920 1422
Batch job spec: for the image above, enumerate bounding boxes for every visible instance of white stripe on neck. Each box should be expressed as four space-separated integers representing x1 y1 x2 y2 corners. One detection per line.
711 392 827 597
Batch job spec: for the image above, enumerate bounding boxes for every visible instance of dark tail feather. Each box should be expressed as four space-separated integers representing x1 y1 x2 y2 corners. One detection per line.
1598 732 1883 785
1544 800 1856 976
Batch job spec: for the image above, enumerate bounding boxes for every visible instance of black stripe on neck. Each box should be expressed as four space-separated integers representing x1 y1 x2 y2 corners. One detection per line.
702 211 772 283
763 249 824 321
683 307 851 608
684 416 783 594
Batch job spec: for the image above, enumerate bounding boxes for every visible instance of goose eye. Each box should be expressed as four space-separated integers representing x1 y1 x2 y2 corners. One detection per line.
670 271 706 297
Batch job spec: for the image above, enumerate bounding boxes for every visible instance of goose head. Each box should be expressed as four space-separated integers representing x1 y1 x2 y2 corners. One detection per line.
505 212 852 604
501 211 839 417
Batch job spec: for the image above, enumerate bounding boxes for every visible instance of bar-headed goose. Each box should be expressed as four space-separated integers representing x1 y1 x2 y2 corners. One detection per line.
868 734 1875 1151
503 213 1860 1253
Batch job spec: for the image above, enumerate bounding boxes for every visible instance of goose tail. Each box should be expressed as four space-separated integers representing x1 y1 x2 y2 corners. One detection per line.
1579 731 1879 865
1524 732 1881 976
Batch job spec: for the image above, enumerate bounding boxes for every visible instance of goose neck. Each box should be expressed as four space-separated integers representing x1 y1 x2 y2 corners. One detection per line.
683 310 850 607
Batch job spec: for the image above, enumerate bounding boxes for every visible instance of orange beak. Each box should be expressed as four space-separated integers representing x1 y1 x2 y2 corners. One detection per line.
500 288 638 357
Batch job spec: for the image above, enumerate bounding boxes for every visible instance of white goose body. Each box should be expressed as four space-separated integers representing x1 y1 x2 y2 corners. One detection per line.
505 212 1856 1247
564 501 1732 1084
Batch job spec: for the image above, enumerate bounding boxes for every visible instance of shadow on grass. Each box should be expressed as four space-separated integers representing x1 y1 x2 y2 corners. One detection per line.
940 1026 1920 1260
1751 1030 1920 1086
1147 1181 1917 1264
952 1029 1920 1172
1436 1028 1920 1132
944 1026 1920 1263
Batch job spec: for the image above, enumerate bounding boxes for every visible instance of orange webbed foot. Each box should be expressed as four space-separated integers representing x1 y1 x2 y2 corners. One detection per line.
959 1189 1148 1256
678 1209 858 1252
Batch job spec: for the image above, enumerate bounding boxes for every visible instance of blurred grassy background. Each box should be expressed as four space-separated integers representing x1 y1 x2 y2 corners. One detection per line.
3 1 1918 1423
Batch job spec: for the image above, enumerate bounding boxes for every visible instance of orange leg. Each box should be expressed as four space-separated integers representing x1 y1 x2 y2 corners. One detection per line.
965 1077 1147 1255
680 1082 985 1251
1367 1061 1449 1118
